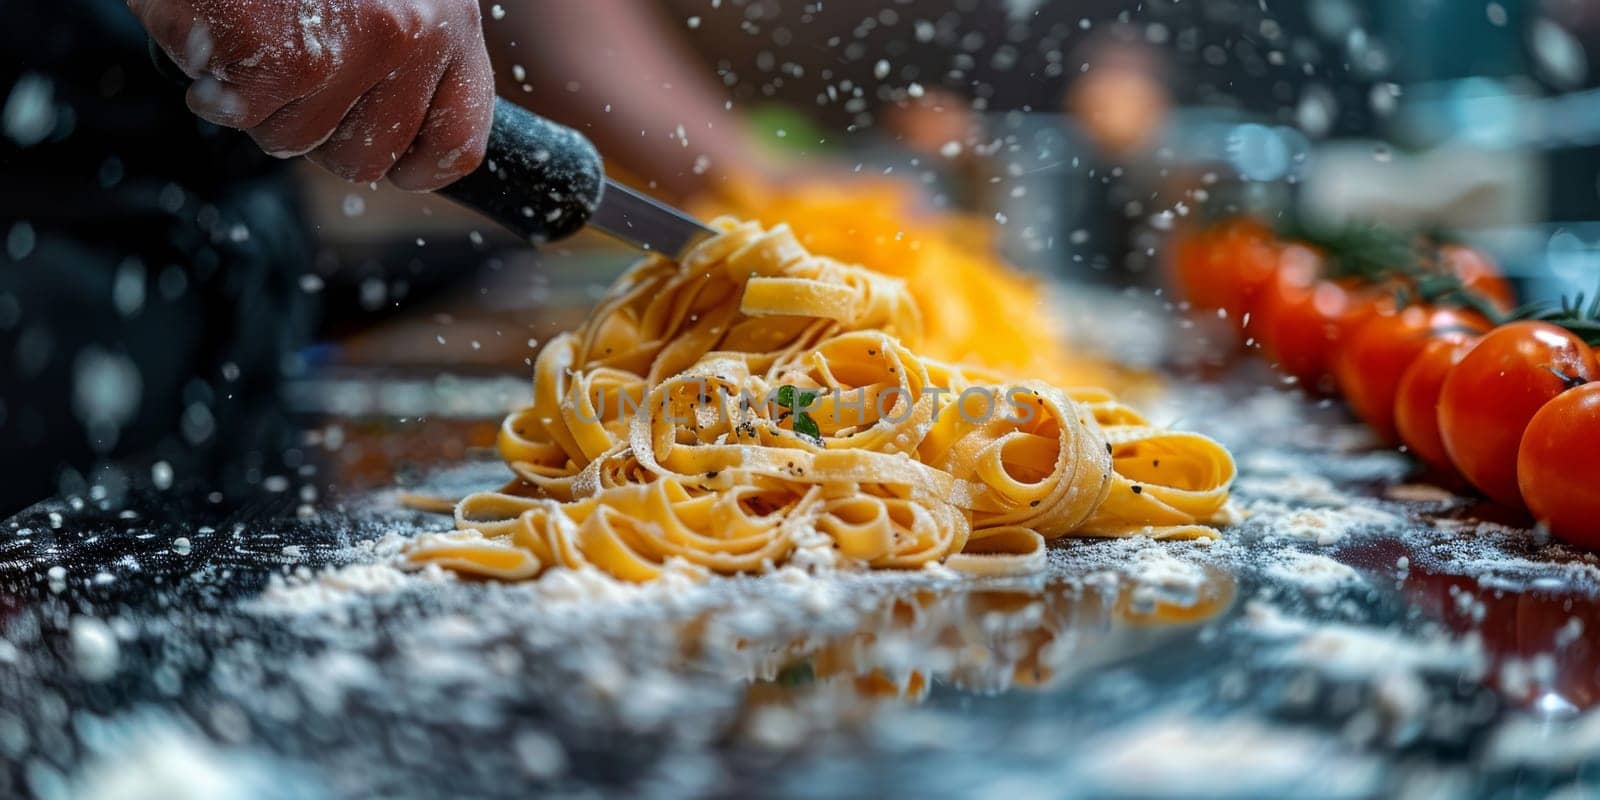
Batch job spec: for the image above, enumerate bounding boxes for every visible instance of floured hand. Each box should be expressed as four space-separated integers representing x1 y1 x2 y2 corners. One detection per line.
130 0 495 191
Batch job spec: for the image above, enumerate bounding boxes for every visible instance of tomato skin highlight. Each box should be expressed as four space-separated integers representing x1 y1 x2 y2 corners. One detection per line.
1437 321 1599 510
1171 218 1279 329
1219 220 1282 326
1252 245 1376 394
1518 383 1600 548
1438 244 1515 313
1394 336 1480 478
1336 306 1490 443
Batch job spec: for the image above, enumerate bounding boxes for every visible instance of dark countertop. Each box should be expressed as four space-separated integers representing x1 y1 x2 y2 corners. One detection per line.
3 347 1600 798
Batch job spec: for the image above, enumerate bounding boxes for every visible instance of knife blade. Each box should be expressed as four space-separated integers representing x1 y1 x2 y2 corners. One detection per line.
588 179 716 261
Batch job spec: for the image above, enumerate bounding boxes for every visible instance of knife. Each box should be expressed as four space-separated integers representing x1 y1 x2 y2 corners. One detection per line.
439 98 715 260
148 42 715 260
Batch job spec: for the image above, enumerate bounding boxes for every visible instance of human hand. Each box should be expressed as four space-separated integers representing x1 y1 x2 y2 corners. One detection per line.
130 0 494 190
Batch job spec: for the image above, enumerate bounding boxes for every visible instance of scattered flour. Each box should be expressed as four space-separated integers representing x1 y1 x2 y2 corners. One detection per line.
1229 442 1410 547
61 713 305 800
1267 504 1406 546
1265 551 1361 594
251 532 449 613
1245 602 1485 681
1125 541 1208 591
1384 484 1462 504
511 729 568 779
1075 713 1381 797
1404 519 1600 592
1236 468 1351 507
525 560 715 606
1117 539 1213 607
251 530 841 618
254 561 455 613
68 616 120 682
1489 708 1600 768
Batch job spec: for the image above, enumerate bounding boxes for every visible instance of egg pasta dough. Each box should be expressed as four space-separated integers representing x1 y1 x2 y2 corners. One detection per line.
404 219 1235 582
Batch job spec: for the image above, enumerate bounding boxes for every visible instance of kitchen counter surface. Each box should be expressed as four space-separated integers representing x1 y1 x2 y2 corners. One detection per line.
3 261 1597 799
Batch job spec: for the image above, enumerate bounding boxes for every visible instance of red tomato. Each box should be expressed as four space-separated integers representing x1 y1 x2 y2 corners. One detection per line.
1251 245 1377 394
1438 244 1515 313
1394 336 1481 478
1333 285 1394 348
1438 321 1599 509
1168 225 1208 299
1171 218 1279 328
1518 382 1600 547
1335 306 1490 443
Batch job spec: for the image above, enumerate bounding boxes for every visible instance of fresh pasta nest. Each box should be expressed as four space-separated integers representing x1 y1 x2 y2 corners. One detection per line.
404 219 1236 582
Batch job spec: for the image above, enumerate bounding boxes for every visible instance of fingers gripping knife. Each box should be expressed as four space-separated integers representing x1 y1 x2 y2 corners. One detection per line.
148 42 715 260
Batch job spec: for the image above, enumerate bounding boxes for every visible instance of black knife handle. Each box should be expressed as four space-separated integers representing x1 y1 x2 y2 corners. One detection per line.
146 39 603 244
438 98 604 245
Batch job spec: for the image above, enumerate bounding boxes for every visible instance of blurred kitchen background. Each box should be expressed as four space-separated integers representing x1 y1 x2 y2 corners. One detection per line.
298 0 1600 365
2 0 1598 512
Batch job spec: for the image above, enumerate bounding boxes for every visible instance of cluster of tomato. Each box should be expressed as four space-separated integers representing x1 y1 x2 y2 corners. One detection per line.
1169 218 1600 548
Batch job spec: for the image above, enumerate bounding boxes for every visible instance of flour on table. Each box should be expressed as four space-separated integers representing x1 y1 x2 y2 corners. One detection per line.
1074 713 1381 797
1489 707 1600 769
1384 483 1462 504
1236 465 1350 507
1265 551 1361 594
1245 602 1485 681
1281 505 1404 546
1124 540 1209 604
1405 518 1600 593
63 713 303 800
250 532 450 613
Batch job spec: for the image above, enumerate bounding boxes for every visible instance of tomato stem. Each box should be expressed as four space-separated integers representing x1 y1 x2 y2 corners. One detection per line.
1412 273 1508 322
1524 280 1600 347
1275 220 1506 319
1547 366 1590 390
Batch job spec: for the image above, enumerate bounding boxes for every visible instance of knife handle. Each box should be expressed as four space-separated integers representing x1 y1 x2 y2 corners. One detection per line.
146 39 603 244
438 98 604 245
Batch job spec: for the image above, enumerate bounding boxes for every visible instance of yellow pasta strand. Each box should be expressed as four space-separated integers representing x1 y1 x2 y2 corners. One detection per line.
404 219 1234 582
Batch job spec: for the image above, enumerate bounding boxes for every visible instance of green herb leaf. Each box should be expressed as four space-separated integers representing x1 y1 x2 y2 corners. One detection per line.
776 661 815 687
775 385 817 410
793 412 822 444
